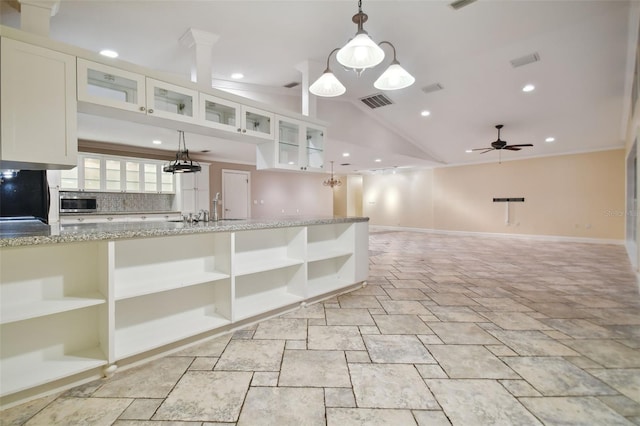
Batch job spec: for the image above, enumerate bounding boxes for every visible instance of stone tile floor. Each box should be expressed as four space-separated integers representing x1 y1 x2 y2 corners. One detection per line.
2 230 640 425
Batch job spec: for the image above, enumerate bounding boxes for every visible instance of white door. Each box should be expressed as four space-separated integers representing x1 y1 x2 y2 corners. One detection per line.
222 169 250 219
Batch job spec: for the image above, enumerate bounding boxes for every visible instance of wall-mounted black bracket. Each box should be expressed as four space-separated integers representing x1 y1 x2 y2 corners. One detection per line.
493 197 525 202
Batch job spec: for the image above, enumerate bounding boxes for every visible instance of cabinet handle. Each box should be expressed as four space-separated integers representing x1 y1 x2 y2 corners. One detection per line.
139 106 146 112
148 108 154 114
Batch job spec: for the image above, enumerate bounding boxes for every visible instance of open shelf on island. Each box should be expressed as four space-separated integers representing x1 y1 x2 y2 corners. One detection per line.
1 293 106 324
114 281 231 360
234 257 303 276
0 347 106 396
233 226 305 276
306 256 355 298
307 249 352 263
233 264 305 321
0 307 107 397
112 232 230 296
114 271 229 300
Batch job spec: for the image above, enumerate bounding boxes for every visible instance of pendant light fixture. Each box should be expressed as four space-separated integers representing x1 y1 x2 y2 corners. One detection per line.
309 0 415 97
163 130 202 173
323 161 342 188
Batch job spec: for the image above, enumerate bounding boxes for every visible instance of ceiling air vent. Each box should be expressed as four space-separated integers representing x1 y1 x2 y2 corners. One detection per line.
510 52 540 68
450 0 477 10
360 93 393 109
341 163 351 166
283 81 300 88
422 83 444 94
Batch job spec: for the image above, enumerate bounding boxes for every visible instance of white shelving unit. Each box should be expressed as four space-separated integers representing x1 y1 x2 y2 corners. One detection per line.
114 281 231 360
111 233 231 359
306 223 357 298
0 242 109 397
0 220 368 406
232 227 306 321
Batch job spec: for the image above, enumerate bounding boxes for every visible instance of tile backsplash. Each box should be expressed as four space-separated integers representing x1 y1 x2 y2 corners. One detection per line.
61 191 176 213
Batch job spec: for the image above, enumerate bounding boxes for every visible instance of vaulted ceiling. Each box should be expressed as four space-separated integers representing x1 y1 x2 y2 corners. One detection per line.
1 0 635 173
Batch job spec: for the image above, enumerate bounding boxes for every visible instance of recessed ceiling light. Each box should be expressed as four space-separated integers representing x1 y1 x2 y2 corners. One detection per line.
420 110 431 117
465 149 473 153
343 152 350 157
522 84 535 92
99 49 119 58
231 73 244 80
152 140 162 145
374 158 382 162
545 137 555 143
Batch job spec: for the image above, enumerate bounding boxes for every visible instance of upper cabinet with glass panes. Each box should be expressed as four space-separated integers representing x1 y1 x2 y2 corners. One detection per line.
60 153 175 193
77 59 198 125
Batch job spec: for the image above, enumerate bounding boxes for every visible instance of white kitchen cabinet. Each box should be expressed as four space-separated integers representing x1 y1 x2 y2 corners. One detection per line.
179 163 210 214
78 59 198 125
256 115 325 172
60 154 174 193
1 38 77 169
77 59 146 113
200 94 274 141
111 233 231 360
0 242 108 397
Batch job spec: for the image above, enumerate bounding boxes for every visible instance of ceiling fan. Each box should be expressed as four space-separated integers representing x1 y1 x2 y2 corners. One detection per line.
472 124 533 155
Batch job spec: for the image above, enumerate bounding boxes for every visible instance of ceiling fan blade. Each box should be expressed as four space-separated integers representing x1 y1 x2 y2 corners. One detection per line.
479 148 495 154
505 144 533 148
503 147 522 151
471 147 493 152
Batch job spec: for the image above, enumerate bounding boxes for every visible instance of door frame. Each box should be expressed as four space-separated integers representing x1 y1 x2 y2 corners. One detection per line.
221 169 251 219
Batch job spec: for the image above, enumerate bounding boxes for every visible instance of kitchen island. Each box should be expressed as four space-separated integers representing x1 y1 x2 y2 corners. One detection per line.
0 216 369 407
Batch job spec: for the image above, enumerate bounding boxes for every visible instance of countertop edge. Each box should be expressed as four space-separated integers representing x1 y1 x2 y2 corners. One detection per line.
0 217 370 247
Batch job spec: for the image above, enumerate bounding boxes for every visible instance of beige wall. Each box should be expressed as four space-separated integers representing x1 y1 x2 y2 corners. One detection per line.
363 169 435 228
364 150 625 240
333 175 363 217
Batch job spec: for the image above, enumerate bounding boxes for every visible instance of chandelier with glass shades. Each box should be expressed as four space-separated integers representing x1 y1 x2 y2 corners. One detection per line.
309 0 415 97
323 161 342 188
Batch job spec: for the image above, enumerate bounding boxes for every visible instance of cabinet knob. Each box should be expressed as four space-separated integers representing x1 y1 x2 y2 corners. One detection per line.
141 216 146 220
242 129 247 133
107 217 113 221
139 106 146 112
148 108 154 114
78 217 84 222
237 128 242 133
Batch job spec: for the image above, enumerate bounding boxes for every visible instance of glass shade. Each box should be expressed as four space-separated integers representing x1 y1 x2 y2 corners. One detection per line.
309 71 347 97
336 32 385 70
374 62 415 90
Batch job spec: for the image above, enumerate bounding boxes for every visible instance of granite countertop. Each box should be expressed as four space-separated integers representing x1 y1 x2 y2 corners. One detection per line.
0 216 369 247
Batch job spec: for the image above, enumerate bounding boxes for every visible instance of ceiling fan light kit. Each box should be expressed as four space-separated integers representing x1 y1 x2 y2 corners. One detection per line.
309 0 415 97
471 125 534 162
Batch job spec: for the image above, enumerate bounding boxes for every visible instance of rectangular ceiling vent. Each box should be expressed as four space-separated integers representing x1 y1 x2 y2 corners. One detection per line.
360 93 393 109
510 52 540 68
283 81 300 88
421 83 444 94
450 0 477 10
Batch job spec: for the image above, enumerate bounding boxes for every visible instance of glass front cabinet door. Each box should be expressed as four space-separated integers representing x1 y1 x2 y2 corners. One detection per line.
242 106 274 140
304 126 324 171
77 59 146 113
200 93 240 133
277 118 301 170
145 78 199 124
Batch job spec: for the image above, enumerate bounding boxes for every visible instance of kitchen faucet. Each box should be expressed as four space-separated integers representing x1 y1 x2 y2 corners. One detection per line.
212 192 220 222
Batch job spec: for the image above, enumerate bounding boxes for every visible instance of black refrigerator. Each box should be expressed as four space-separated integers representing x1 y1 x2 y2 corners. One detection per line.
0 170 50 223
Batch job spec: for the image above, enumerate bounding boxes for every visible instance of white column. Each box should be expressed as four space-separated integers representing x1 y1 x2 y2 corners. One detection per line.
295 60 323 118
179 28 220 90
18 0 59 37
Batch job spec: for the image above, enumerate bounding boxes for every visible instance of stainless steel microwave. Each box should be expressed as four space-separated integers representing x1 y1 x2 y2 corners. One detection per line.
59 196 97 213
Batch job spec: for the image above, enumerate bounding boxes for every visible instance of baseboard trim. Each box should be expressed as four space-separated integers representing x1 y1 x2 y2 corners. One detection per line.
370 225 624 245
